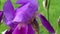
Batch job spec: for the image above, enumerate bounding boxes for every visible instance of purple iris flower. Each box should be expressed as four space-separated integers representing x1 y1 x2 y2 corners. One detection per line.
2 0 55 34
3 0 37 34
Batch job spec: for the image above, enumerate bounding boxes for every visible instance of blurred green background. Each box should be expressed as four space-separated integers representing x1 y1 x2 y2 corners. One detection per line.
0 0 60 34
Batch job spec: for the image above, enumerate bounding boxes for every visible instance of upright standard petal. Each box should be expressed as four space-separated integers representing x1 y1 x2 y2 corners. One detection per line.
12 23 28 34
0 11 3 23
13 2 38 23
3 0 15 25
16 0 38 6
16 0 29 4
38 14 55 33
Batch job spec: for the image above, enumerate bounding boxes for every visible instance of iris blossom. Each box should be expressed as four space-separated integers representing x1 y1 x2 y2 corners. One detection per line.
3 0 38 34
2 0 55 34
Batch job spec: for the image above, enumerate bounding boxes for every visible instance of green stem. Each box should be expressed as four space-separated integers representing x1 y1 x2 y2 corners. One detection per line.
47 0 51 21
57 25 60 34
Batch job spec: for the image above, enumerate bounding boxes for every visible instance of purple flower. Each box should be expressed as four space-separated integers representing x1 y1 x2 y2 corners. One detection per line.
3 0 37 34
3 0 55 34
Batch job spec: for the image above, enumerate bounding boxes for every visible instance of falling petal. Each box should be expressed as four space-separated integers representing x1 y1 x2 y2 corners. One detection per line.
38 14 55 33
12 23 28 34
27 24 35 34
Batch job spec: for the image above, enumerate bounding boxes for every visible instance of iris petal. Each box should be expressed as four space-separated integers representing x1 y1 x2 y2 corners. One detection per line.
16 0 29 4
12 23 35 34
12 24 28 34
39 14 55 33
27 24 35 34
3 0 15 26
16 0 38 6
13 3 38 23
